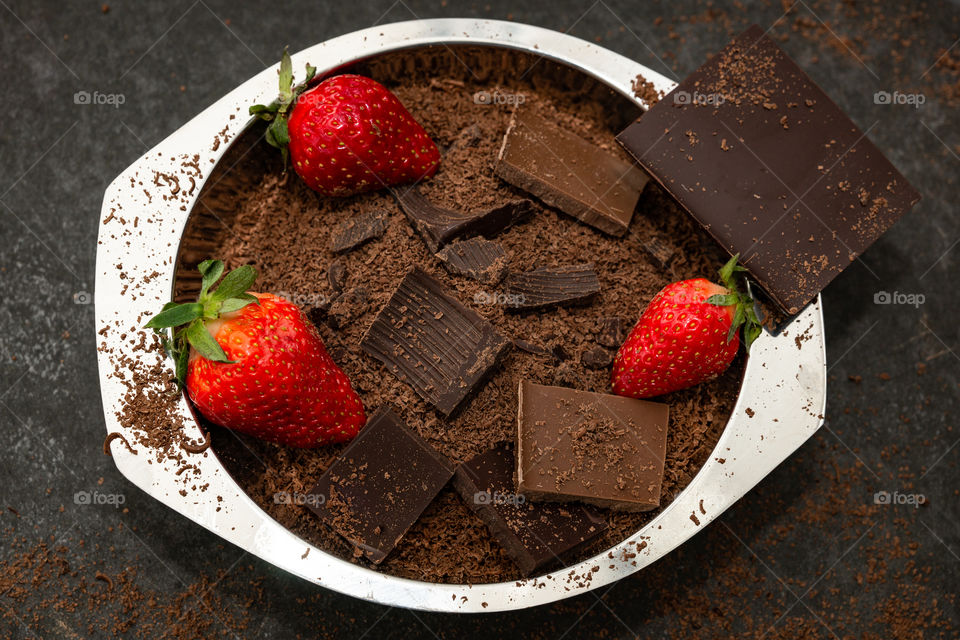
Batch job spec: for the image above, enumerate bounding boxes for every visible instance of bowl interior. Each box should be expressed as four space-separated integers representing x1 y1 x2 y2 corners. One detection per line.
170 44 747 586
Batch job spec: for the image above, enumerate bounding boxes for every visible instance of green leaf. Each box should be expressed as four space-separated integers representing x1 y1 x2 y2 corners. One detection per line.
210 265 258 303
249 103 274 116
718 253 741 286
219 295 259 314
743 323 762 353
144 302 204 329
174 343 190 387
269 118 290 148
278 48 294 103
185 320 232 363
303 63 317 84
706 293 738 307
264 124 280 149
198 260 224 298
727 305 745 344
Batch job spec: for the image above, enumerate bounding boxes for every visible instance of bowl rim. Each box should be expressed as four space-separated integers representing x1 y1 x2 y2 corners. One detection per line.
95 17 827 613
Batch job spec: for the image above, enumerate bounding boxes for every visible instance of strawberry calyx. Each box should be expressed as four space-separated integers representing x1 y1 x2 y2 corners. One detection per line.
248 48 317 168
705 253 763 352
143 260 259 387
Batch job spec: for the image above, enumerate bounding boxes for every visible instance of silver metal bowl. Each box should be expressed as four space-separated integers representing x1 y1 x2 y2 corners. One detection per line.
95 18 827 612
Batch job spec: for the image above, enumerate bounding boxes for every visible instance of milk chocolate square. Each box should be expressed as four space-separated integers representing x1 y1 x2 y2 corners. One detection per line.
496 112 649 236
517 381 669 512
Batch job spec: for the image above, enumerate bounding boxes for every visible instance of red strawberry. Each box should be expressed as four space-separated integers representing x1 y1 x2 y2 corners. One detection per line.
611 255 761 399
145 260 366 447
250 50 440 197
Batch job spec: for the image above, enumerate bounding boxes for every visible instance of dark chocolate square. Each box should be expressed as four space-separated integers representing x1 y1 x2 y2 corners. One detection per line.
617 25 920 314
360 267 512 416
306 406 454 564
452 442 608 577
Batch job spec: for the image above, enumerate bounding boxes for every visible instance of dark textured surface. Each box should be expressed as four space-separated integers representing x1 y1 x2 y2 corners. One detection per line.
0 1 957 638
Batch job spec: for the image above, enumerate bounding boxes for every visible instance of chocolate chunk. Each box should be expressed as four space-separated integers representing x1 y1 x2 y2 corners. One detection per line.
580 346 612 370
513 338 555 359
596 316 628 349
502 263 601 312
395 187 533 252
306 406 454 564
495 111 649 236
329 210 387 254
435 237 509 284
326 286 368 329
642 233 676 268
517 381 669 512
446 123 483 154
452 442 608 576
616 25 920 315
327 260 347 294
360 267 512 416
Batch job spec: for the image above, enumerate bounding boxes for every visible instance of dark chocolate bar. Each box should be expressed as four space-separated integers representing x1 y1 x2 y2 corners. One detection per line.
617 25 920 315
452 442 608 576
306 406 454 564
517 381 669 512
502 263 601 312
394 187 533 252
435 237 509 284
360 267 512 416
329 210 387 254
495 111 649 236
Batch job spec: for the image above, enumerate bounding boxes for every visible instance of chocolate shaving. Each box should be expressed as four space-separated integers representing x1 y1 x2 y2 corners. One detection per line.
502 263 601 311
435 237 509 284
94 572 114 590
180 431 211 454
329 210 387 254
394 186 533 252
102 431 137 456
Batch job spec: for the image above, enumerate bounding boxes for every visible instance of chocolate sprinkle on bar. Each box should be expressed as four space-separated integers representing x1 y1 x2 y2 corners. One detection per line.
360 267 512 416
495 111 649 236
395 186 533 252
517 381 669 512
502 263 601 312
307 406 454 564
328 210 387 254
617 25 921 315
435 237 509 284
452 442 608 576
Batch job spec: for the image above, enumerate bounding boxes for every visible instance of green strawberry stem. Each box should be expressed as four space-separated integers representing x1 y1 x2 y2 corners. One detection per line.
705 254 763 352
249 48 317 169
143 260 259 387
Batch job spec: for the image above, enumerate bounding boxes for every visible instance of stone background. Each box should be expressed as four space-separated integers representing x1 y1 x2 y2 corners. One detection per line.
1 1 957 638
